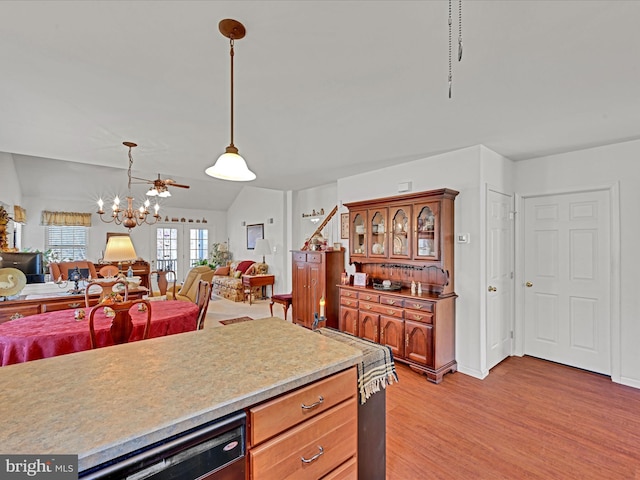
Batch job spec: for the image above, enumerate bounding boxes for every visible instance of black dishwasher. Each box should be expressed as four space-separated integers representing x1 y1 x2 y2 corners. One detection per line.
79 411 245 480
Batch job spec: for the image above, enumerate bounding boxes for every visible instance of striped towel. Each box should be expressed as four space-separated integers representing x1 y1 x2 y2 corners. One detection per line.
319 328 399 404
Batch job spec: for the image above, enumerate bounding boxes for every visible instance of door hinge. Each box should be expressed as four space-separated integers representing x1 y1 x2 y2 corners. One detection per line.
510 272 514 279
510 331 514 339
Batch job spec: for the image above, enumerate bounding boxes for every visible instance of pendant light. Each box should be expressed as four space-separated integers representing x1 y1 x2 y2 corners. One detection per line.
205 19 256 182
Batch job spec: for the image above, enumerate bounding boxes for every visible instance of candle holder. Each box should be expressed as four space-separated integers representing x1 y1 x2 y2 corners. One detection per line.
312 312 326 331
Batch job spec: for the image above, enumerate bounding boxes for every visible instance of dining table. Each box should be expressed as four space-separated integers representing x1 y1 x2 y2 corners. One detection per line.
0 300 199 366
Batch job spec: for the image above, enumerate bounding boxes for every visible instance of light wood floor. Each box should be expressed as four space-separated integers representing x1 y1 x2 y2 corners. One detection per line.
386 356 640 479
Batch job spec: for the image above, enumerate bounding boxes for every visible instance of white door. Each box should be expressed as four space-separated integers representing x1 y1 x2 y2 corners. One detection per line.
151 225 210 282
523 190 610 374
486 189 514 370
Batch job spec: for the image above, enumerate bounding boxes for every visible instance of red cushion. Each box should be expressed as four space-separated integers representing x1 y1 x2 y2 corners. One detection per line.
214 266 230 276
236 260 255 274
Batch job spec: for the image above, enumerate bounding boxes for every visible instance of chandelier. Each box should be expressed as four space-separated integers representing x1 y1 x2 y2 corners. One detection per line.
205 19 256 182
97 142 161 229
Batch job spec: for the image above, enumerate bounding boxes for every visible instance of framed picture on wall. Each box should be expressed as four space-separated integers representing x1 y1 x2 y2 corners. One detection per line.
246 223 264 250
340 213 349 239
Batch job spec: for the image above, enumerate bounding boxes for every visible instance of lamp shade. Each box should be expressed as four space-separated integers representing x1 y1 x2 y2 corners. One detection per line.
103 236 138 263
254 238 271 263
205 152 256 182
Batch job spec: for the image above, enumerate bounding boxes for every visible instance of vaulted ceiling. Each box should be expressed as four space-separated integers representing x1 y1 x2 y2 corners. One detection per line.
2 1 639 210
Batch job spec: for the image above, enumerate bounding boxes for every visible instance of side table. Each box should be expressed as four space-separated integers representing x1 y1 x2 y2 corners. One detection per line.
241 274 275 305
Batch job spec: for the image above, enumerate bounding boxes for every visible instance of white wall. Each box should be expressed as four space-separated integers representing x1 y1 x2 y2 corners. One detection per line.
0 152 22 205
514 139 640 388
291 183 339 250
337 146 486 377
226 186 288 294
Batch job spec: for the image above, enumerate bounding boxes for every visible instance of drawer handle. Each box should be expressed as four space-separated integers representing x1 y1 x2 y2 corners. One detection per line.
413 314 422 320
387 309 395 315
301 396 324 410
67 302 81 308
366 305 372 310
412 304 423 309
388 300 396 305
301 446 324 464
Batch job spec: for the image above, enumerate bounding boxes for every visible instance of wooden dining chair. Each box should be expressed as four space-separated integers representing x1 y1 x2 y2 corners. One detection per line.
85 279 129 308
195 280 212 330
149 270 177 297
88 298 152 348
98 265 119 278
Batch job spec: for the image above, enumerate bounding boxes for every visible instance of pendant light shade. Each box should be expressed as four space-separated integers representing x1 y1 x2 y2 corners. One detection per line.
205 147 256 181
206 19 256 182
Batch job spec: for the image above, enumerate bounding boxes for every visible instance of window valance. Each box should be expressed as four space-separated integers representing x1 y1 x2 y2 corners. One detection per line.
41 211 92 227
13 205 27 224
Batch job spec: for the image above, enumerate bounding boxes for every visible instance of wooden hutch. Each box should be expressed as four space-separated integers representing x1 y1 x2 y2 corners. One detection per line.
340 188 458 383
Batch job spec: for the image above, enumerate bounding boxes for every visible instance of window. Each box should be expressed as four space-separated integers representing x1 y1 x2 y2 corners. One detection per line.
46 226 87 261
189 228 209 267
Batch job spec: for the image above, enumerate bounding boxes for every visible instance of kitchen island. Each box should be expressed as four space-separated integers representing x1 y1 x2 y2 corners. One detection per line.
0 317 363 475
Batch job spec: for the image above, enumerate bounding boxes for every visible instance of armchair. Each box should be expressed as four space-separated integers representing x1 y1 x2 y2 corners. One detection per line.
166 265 215 303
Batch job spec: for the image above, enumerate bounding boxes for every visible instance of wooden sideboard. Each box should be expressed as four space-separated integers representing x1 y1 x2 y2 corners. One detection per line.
0 289 148 324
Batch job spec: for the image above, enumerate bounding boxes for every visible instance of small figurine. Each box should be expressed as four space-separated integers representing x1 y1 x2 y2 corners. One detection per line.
411 280 416 294
417 282 422 294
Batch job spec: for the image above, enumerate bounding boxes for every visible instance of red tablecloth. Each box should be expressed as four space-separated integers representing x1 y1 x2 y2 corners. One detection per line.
0 300 199 366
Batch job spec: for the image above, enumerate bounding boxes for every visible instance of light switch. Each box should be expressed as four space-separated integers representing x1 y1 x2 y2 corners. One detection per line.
457 233 470 244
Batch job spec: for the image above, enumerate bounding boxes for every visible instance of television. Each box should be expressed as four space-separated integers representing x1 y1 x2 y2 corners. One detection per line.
0 252 45 284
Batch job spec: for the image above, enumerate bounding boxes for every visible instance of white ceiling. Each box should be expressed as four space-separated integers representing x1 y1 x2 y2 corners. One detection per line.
2 1 640 210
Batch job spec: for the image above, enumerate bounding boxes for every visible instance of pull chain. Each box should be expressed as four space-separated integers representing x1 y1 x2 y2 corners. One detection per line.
458 1 463 61
448 0 452 98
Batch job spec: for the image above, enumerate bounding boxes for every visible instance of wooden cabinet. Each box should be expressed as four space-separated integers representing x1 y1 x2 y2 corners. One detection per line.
292 250 344 329
339 287 456 383
248 367 357 480
0 290 147 324
339 186 458 383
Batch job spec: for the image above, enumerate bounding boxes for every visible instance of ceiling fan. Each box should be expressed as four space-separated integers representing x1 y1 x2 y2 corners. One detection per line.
132 174 190 198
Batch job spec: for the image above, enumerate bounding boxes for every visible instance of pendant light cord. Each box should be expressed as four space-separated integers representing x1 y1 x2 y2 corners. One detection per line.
229 37 235 148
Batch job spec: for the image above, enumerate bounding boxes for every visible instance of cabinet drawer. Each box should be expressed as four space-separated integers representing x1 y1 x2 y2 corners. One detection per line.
307 253 323 263
340 289 357 299
358 292 379 303
404 310 433 324
405 299 434 313
293 252 307 262
250 368 356 446
321 457 357 480
371 303 404 318
380 295 403 307
358 300 379 313
250 399 357 480
340 297 358 309
42 299 98 312
0 305 41 323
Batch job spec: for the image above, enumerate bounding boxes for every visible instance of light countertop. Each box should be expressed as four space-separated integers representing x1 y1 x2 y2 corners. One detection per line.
0 317 362 471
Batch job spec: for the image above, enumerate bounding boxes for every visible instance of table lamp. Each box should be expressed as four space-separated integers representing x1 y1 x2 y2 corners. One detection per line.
254 238 271 264
103 236 138 273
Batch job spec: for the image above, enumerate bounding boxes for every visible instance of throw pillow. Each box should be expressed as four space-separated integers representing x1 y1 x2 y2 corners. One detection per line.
236 260 255 274
214 266 230 276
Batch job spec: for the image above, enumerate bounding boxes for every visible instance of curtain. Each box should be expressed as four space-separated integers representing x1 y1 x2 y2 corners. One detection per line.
41 211 92 227
13 205 27 224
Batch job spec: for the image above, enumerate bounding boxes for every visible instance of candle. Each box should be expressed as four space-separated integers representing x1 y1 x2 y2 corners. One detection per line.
319 297 325 318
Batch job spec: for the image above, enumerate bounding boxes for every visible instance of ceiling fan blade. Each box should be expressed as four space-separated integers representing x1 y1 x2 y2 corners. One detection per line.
131 176 153 183
171 183 190 189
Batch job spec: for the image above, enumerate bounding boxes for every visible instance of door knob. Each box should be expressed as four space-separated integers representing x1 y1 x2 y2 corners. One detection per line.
526 281 533 287
488 286 497 292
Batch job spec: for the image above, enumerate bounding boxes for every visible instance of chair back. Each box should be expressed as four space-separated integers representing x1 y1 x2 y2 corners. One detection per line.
98 265 119 278
149 270 177 297
85 279 129 308
195 280 212 330
88 299 152 348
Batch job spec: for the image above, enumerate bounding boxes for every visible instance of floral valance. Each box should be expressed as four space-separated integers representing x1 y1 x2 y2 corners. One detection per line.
13 205 27 224
41 211 92 227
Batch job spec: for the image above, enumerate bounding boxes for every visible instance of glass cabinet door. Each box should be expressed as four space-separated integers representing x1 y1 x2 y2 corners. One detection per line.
368 209 387 257
350 211 367 256
414 202 439 260
389 206 411 259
